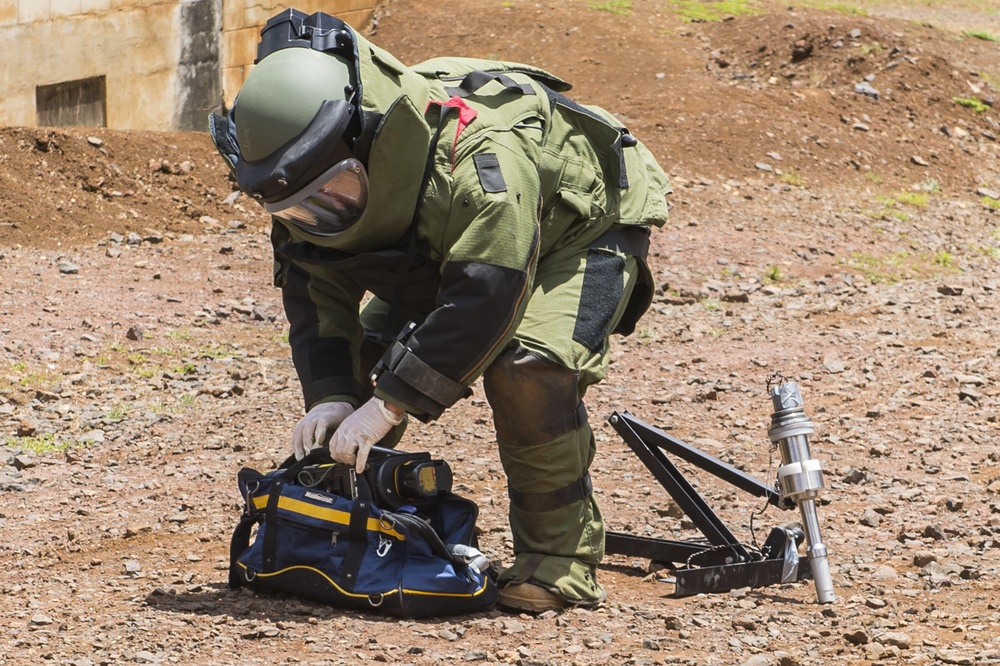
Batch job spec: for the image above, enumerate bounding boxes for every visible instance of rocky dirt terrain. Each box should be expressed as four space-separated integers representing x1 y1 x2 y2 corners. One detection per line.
1 0 999 664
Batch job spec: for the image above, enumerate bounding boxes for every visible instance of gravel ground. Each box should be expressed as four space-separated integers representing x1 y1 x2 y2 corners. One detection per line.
2 0 1000 664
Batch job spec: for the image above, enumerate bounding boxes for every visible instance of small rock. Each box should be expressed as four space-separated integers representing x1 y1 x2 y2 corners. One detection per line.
860 509 881 527
844 628 869 645
878 632 912 649
16 420 37 437
854 81 879 100
740 655 772 666
922 525 946 541
872 564 898 580
664 616 683 630
58 261 80 274
843 468 866 484
958 387 981 403
126 326 144 341
13 452 38 470
823 352 846 373
911 155 929 166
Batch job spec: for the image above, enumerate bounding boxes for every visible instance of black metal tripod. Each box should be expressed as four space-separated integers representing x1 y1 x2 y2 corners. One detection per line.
605 411 812 597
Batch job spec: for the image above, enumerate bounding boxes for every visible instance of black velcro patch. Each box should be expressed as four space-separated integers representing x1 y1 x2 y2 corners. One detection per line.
473 153 507 193
573 250 625 352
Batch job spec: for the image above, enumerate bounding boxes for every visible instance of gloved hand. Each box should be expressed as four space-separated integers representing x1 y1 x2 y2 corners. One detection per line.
292 401 355 460
328 397 406 473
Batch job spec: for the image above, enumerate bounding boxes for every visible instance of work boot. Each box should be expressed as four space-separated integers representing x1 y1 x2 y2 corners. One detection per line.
498 580 607 613
498 581 569 613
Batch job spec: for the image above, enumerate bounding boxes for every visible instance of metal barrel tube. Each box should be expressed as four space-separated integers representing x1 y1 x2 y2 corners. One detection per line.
797 497 836 603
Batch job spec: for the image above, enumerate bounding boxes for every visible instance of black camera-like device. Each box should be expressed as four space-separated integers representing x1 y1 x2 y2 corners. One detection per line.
296 447 453 510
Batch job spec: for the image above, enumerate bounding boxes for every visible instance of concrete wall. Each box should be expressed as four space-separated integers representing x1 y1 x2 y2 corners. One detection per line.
221 0 376 112
0 0 376 131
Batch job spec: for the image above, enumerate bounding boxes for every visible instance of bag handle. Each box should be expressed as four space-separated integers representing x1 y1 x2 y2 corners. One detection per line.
275 447 334 479
228 511 258 589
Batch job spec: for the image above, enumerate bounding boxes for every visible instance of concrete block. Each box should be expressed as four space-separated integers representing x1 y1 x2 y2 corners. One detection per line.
50 0 83 19
0 1 18 27
222 26 261 71
18 0 51 22
80 0 113 13
110 0 146 10
243 1 290 27
222 65 248 109
220 0 245 31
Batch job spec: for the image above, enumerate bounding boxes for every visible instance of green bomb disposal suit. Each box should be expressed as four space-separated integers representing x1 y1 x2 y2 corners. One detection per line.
213 12 672 606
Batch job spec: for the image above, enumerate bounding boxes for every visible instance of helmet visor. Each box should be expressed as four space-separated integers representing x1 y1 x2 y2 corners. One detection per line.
264 158 368 235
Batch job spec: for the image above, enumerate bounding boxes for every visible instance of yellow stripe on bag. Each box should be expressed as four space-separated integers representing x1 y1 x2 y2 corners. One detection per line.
251 494 405 540
237 562 399 599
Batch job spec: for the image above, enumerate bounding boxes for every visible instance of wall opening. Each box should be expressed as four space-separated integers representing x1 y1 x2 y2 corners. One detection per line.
36 76 107 128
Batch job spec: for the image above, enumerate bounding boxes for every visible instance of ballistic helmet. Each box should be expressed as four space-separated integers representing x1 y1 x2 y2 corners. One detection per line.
210 10 370 236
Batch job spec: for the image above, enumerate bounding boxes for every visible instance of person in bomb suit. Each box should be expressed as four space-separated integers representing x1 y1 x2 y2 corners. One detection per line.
210 8 671 612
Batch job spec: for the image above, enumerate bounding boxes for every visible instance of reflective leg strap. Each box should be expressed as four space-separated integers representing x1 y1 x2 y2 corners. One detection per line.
505 552 547 586
507 472 594 513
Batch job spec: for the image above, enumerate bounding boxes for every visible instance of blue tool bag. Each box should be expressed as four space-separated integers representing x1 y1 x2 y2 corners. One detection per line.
229 448 498 617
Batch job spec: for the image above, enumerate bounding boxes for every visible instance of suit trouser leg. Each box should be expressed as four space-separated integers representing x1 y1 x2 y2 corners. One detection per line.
485 241 639 603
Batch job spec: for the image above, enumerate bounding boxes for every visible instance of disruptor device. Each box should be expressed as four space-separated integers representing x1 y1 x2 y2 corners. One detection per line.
605 377 835 603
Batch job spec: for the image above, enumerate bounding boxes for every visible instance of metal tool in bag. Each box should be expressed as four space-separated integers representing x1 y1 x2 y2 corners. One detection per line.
295 446 454 510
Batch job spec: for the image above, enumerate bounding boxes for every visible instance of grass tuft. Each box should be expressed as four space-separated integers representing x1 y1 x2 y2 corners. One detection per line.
666 0 759 22
589 0 632 15
953 97 989 113
962 29 1000 42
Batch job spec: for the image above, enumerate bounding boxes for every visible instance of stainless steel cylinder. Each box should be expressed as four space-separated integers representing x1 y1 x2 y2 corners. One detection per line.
767 381 835 604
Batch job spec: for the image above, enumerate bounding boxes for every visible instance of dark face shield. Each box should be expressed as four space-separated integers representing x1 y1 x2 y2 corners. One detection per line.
264 158 369 236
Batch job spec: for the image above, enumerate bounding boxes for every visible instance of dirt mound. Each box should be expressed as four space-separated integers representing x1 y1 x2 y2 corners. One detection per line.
0 127 260 249
1 3 997 249
697 9 999 186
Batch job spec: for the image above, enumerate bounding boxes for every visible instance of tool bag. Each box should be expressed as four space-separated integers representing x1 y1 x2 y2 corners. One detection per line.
229 449 498 617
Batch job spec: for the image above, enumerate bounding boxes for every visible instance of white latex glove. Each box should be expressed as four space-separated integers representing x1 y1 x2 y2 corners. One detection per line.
328 397 406 473
292 401 355 460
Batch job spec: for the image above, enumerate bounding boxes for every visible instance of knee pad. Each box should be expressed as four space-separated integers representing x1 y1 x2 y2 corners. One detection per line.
483 347 587 447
